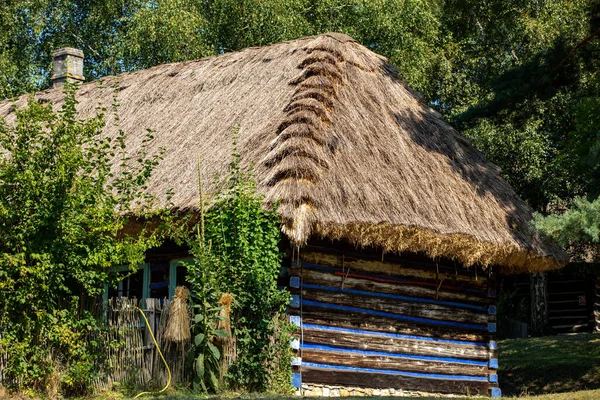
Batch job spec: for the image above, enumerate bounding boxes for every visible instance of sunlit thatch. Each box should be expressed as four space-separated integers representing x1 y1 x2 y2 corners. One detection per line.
0 33 567 273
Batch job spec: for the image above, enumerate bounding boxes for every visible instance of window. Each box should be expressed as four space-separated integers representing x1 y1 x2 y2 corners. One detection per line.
103 259 191 302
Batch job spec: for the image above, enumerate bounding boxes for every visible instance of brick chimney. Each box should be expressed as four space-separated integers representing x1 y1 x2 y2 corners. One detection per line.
52 48 85 87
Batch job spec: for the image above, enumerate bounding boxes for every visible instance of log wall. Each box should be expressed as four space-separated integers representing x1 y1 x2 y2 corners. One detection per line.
288 246 500 398
547 272 594 334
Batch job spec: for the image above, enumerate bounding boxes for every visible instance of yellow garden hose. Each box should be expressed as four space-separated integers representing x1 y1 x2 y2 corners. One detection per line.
134 306 172 398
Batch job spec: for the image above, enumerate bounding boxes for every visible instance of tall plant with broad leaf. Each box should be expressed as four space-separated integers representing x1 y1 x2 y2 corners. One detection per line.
185 156 230 392
186 132 292 393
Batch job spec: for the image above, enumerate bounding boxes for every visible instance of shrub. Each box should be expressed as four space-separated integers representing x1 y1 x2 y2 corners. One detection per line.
0 84 165 396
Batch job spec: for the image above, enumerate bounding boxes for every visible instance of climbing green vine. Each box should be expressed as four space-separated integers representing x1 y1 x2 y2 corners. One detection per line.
186 135 293 394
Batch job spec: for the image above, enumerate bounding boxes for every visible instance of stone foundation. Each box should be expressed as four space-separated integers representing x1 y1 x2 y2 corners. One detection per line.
296 383 470 397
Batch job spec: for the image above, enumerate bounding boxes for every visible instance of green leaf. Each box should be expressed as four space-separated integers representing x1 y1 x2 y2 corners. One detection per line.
213 329 229 337
195 353 205 379
194 333 205 346
207 341 220 360
209 370 219 390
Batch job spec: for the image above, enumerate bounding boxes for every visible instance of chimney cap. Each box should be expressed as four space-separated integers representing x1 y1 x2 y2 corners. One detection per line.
53 47 84 58
52 47 85 87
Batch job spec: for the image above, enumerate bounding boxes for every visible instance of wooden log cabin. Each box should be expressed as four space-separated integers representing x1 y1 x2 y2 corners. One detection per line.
0 33 568 397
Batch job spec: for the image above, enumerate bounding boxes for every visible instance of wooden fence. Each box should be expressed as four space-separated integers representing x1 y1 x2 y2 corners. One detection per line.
0 297 192 392
92 297 191 392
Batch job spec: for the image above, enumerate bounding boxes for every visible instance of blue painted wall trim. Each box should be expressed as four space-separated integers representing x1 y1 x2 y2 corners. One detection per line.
491 387 502 398
489 358 499 369
302 299 487 331
290 338 300 350
290 276 301 288
290 294 300 308
301 283 488 312
291 373 302 388
301 263 487 296
301 362 489 382
301 343 488 366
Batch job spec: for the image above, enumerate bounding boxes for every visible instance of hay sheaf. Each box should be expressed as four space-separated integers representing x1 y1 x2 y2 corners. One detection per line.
0 32 567 273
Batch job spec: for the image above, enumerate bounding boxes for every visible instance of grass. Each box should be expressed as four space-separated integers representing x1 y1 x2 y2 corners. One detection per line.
499 334 600 396
147 389 600 399
4 334 600 399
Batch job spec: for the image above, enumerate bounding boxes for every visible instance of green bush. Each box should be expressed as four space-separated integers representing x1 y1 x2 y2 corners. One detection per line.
0 84 166 396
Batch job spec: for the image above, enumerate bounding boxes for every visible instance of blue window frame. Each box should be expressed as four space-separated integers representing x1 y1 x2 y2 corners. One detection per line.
103 258 192 302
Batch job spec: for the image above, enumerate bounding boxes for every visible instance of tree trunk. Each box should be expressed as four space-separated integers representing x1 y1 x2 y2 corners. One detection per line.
530 272 548 336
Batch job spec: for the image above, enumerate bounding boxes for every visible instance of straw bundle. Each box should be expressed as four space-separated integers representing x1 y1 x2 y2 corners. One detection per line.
216 293 236 379
164 287 191 343
216 293 233 335
0 32 567 273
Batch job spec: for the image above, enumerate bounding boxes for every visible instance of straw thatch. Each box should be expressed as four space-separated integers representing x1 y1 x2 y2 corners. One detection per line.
164 286 191 343
0 32 567 273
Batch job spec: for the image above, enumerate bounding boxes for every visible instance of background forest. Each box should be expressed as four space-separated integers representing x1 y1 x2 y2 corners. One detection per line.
1 0 599 254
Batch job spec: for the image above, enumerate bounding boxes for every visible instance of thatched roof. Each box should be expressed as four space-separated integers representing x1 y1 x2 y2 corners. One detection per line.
0 33 567 273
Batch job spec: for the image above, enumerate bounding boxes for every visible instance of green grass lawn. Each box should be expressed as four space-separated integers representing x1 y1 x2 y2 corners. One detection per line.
499 334 600 396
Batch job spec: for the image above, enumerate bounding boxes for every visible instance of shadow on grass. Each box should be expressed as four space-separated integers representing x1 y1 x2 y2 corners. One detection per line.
499 334 600 396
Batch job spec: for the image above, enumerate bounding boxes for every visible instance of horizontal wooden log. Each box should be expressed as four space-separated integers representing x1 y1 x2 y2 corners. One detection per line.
301 367 491 395
299 268 491 305
302 327 493 360
299 289 489 325
304 245 485 279
550 308 588 313
301 308 493 341
301 251 488 289
301 348 489 376
298 262 489 297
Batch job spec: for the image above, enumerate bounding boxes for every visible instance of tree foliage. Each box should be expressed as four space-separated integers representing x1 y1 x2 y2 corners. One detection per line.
535 196 600 261
1 0 599 266
0 85 166 395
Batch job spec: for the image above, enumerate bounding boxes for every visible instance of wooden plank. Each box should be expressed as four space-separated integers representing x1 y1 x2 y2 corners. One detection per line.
301 347 489 376
301 308 493 341
298 282 489 312
551 323 589 329
301 367 491 395
301 298 488 331
550 308 589 313
549 316 589 320
299 268 491 305
301 251 487 289
548 291 586 296
304 245 484 279
298 289 489 324
301 326 493 360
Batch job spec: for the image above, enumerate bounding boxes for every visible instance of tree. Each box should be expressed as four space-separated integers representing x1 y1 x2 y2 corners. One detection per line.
2 0 599 337
0 85 166 395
